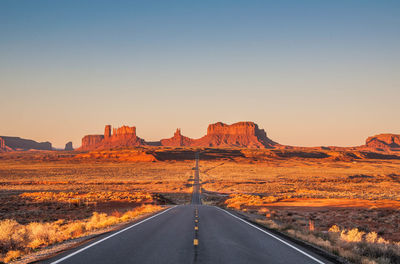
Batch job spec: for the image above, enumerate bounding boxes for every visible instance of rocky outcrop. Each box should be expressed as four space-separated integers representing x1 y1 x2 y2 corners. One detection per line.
100 125 144 149
65 142 74 151
0 136 52 151
0 137 5 152
79 125 145 150
80 135 104 151
192 122 277 148
159 122 277 148
160 129 194 147
365 134 400 150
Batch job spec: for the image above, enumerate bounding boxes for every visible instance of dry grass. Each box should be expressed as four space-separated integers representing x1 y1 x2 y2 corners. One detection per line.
200 159 400 200
254 218 400 264
20 191 154 203
0 205 162 263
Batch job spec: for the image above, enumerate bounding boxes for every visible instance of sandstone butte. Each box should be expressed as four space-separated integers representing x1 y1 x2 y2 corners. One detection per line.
64 141 74 151
78 125 145 151
0 136 52 152
79 122 278 151
365 134 400 151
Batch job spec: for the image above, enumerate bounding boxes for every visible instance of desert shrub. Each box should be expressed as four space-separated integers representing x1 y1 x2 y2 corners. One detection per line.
0 219 27 251
3 250 22 263
225 194 280 209
341 228 365 242
62 222 86 238
27 222 59 248
329 225 340 233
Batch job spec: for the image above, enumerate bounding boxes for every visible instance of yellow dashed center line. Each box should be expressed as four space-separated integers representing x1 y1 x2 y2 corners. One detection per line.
194 226 198 230
193 239 198 246
195 219 198 223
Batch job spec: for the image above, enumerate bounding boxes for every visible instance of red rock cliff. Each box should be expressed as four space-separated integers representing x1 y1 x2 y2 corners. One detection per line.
0 137 5 151
80 135 104 151
160 129 194 147
366 134 400 150
79 125 144 150
193 121 276 148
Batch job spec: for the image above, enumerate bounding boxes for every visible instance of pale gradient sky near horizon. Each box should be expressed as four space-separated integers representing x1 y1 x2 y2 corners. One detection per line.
1 0 399 148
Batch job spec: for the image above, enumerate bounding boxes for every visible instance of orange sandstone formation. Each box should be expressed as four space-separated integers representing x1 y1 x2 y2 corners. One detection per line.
160 129 194 147
0 137 5 152
80 135 104 151
365 134 400 151
192 122 277 148
79 125 145 150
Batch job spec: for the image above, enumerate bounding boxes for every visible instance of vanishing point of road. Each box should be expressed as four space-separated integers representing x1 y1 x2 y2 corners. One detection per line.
44 153 333 264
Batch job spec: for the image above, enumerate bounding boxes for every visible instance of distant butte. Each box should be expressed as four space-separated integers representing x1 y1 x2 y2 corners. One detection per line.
78 125 145 151
0 136 52 152
365 134 400 151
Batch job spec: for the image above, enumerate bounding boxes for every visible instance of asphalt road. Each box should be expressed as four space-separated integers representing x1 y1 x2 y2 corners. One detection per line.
44 154 333 264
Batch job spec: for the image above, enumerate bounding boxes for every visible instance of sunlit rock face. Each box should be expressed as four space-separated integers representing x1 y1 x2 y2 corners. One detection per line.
366 134 400 150
80 135 104 151
160 122 277 148
192 122 277 148
79 125 145 150
160 129 194 147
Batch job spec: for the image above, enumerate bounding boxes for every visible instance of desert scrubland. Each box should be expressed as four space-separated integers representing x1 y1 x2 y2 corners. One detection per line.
200 157 400 264
0 149 399 263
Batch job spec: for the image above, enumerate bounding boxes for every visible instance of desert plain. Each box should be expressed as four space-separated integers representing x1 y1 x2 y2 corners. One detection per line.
0 145 399 263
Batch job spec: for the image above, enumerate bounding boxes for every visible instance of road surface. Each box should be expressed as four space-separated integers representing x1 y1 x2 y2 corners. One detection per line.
44 154 333 264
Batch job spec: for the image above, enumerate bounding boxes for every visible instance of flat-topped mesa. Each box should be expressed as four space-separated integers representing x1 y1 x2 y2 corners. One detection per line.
160 128 194 147
0 136 52 151
80 135 104 151
207 122 260 135
195 121 277 148
365 134 400 150
79 125 144 150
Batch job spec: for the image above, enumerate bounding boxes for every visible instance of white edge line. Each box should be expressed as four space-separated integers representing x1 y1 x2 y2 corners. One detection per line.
50 205 177 264
216 207 326 264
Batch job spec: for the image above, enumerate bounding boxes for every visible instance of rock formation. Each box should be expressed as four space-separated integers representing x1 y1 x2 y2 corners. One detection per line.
104 125 111 139
78 125 145 150
65 141 74 151
192 122 277 148
0 136 52 151
0 137 5 152
160 129 194 147
80 135 104 151
365 134 400 150
159 122 277 148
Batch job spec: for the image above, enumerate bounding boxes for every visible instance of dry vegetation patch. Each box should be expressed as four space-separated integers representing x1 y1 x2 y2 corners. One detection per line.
0 205 163 263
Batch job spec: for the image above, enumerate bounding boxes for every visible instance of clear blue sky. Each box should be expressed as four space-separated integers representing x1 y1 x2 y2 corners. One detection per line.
1 0 399 148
